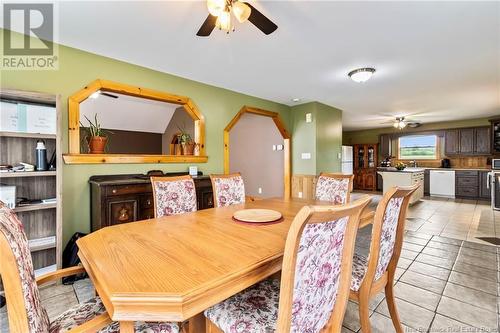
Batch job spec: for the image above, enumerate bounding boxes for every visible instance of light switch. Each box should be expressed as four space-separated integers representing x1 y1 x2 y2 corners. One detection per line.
301 153 311 160
258 187 262 194
272 145 277 151
338 152 342 159
306 113 312 123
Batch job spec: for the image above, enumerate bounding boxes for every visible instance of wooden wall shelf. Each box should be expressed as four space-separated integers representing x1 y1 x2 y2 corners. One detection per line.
0 171 57 178
0 131 57 139
13 202 57 213
63 154 208 164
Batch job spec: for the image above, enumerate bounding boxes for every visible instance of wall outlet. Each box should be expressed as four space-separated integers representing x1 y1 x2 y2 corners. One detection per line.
258 187 262 194
272 145 277 151
298 191 303 198
306 113 312 123
301 152 311 160
277 144 284 151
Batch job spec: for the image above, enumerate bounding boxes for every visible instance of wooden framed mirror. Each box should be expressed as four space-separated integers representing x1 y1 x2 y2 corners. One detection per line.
62 79 207 164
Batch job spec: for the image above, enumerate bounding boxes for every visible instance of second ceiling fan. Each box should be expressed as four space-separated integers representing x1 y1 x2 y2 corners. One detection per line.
197 0 278 36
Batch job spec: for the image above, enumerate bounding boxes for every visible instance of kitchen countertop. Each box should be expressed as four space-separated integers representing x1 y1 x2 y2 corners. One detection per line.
378 167 491 172
377 167 426 173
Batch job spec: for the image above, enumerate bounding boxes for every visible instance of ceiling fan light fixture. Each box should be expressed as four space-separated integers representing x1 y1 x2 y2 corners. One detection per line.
216 9 232 32
232 1 251 23
348 67 376 83
207 0 226 16
393 117 407 130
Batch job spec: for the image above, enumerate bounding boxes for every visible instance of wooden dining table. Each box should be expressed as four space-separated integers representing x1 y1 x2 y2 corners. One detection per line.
77 197 376 333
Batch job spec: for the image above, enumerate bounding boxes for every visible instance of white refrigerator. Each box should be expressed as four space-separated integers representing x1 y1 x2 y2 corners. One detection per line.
341 145 353 175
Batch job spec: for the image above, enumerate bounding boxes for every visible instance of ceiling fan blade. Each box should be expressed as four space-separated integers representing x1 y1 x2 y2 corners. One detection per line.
244 2 277 35
196 14 217 37
101 92 118 99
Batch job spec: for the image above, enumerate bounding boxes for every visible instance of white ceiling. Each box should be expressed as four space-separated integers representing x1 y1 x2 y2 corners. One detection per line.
80 92 178 133
19 1 500 130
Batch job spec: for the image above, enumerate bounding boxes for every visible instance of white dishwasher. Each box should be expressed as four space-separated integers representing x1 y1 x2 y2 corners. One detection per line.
429 170 455 198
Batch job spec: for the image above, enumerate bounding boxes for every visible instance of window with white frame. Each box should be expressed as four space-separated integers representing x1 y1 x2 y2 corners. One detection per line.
398 135 438 160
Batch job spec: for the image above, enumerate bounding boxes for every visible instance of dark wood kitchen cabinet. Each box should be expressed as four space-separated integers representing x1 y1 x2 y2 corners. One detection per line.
89 173 213 231
379 134 392 159
459 128 474 154
479 170 492 200
455 170 479 199
445 130 460 155
475 127 491 155
445 127 491 156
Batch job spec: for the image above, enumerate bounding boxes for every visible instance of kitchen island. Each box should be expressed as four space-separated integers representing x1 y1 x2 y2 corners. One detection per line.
377 167 425 204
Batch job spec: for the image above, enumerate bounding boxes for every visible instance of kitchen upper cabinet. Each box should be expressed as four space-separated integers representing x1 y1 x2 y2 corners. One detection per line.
445 127 491 156
459 128 474 154
475 127 491 155
445 130 460 155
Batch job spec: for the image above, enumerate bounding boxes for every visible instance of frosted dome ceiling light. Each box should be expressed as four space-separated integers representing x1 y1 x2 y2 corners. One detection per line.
348 68 376 83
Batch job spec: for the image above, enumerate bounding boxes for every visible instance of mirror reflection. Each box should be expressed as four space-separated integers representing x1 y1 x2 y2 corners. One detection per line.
79 92 195 155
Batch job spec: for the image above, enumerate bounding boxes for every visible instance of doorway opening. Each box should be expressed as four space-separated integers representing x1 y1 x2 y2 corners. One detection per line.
224 106 291 198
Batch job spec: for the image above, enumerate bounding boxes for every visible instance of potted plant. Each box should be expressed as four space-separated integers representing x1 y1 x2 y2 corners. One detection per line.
177 125 197 155
80 114 109 154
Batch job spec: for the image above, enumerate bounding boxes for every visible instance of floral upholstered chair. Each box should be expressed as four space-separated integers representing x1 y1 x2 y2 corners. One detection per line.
349 185 419 333
151 175 197 218
210 173 247 208
204 196 372 333
0 201 179 333
315 173 354 204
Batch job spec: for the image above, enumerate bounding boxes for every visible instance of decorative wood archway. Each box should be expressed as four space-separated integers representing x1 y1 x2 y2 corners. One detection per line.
63 79 206 164
224 106 291 198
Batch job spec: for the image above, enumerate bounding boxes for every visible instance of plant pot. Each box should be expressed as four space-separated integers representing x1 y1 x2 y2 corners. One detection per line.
88 136 107 154
181 143 196 155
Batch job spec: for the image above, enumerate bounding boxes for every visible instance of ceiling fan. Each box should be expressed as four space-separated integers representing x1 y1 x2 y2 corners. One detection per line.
391 117 421 130
196 0 278 36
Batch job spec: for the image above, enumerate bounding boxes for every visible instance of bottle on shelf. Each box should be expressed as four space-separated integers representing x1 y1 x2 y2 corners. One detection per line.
35 140 48 171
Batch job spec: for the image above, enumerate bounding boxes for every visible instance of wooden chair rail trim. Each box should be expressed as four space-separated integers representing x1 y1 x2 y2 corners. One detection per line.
223 106 291 198
66 79 206 161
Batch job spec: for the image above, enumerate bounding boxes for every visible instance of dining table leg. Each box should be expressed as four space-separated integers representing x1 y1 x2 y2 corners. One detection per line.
188 313 206 333
120 321 134 333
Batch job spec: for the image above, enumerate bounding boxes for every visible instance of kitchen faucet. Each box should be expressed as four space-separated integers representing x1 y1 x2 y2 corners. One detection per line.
410 160 418 167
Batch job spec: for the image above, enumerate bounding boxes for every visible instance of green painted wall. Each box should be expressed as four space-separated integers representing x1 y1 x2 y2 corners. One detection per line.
291 103 317 174
343 117 492 145
291 102 343 175
1 30 291 244
316 102 342 173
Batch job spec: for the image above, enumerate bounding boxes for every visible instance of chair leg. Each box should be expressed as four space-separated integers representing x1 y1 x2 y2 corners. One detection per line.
358 293 372 333
385 282 404 333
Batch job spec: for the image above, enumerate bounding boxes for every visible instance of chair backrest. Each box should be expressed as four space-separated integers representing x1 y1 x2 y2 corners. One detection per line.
0 202 50 333
210 173 246 208
364 185 419 284
151 175 197 218
277 196 372 332
315 173 354 205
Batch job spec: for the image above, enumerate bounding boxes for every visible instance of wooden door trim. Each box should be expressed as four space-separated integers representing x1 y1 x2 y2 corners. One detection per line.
223 106 291 198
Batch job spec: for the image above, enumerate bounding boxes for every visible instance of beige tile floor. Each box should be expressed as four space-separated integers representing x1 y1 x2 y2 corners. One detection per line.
1 195 499 332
